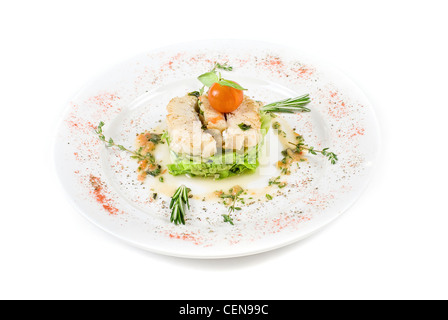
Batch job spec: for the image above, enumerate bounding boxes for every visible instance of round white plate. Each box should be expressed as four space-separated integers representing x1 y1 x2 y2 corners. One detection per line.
54 39 380 259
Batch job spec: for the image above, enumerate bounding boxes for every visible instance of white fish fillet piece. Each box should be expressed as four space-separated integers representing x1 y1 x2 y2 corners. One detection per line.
223 96 262 150
166 95 217 158
198 95 227 132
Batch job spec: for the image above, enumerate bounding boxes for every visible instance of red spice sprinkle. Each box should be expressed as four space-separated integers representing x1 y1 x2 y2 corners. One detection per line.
88 92 120 113
327 92 349 119
292 65 314 78
89 175 120 215
168 232 202 245
349 126 366 138
258 56 286 74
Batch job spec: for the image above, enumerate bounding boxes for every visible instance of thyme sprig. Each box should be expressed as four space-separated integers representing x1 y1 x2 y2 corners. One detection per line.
169 185 191 225
289 135 338 165
261 94 311 114
222 214 234 225
222 186 244 214
216 186 245 225
212 62 233 72
95 121 156 163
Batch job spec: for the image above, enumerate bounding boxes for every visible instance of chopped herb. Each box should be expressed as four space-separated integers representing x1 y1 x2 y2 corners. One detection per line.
269 176 287 189
272 121 281 130
159 177 164 182
188 91 200 98
269 176 281 186
266 194 273 200
148 133 162 144
278 130 287 138
238 123 252 131
147 165 161 177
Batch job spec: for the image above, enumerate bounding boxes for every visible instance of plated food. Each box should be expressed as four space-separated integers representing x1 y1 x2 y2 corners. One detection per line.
55 40 379 258
95 63 337 225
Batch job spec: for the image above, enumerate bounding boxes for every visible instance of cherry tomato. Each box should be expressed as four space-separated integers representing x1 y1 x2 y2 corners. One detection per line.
208 82 243 113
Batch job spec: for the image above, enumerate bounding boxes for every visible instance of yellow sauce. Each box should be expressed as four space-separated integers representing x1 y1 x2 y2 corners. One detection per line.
141 117 304 205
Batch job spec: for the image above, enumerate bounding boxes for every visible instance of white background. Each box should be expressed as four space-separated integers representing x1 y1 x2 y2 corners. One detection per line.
1 0 447 300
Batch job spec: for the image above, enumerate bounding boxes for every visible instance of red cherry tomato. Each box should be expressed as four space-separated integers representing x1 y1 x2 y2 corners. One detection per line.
208 82 243 113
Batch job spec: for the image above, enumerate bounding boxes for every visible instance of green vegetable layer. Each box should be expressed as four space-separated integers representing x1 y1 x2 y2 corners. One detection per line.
167 147 260 179
167 112 272 179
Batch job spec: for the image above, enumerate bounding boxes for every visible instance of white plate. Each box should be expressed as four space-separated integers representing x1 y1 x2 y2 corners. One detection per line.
54 39 380 259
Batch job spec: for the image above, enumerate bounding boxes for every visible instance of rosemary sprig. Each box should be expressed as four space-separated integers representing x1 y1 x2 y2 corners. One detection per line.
95 121 156 163
261 94 311 113
169 185 191 225
289 135 338 165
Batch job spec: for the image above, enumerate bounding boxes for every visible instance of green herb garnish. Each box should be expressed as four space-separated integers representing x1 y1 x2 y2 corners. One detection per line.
95 121 156 164
216 186 245 225
261 94 311 114
169 185 191 225
214 63 233 71
160 131 169 144
226 186 244 214
238 123 252 131
268 176 287 188
222 214 234 225
148 133 162 144
197 63 247 92
188 91 200 98
147 166 162 177
289 135 338 165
